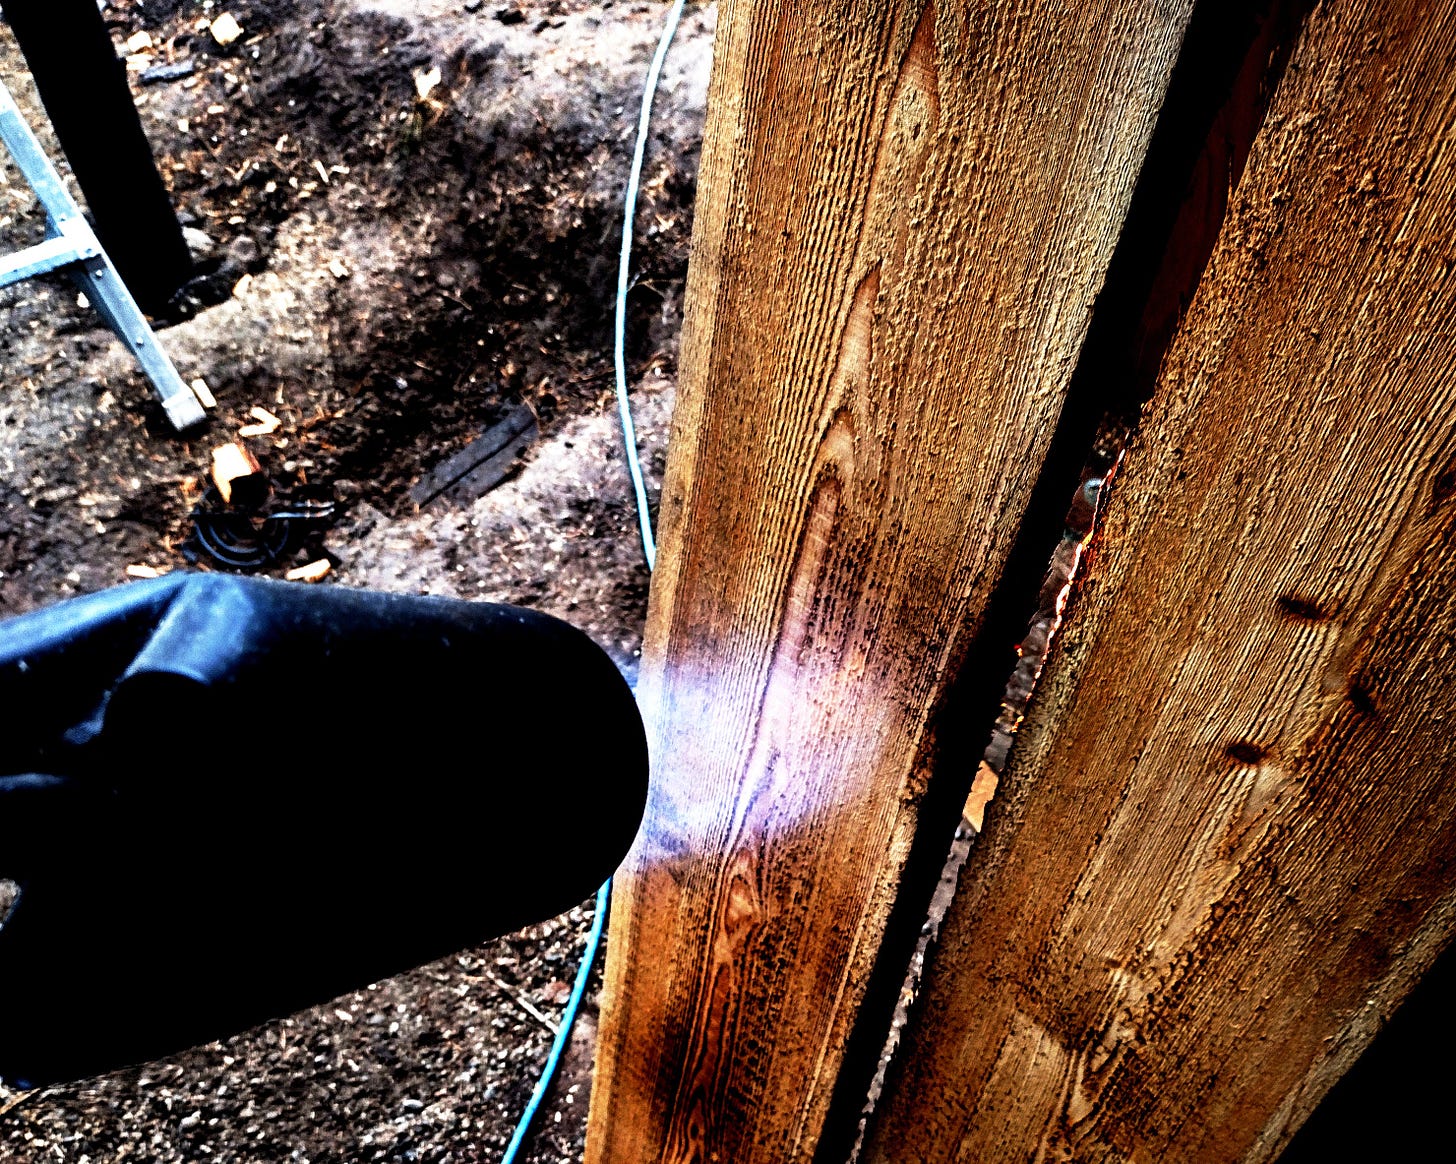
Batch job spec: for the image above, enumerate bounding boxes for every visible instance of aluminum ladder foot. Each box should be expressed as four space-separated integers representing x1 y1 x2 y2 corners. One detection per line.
0 79 205 432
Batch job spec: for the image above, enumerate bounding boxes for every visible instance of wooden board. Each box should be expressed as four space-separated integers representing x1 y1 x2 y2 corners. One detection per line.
861 3 1456 1160
407 402 537 507
583 2 1198 1160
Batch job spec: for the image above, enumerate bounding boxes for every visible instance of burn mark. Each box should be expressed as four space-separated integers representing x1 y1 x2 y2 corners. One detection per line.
1277 594 1331 621
1348 680 1379 718
1224 741 1267 765
1431 452 1456 509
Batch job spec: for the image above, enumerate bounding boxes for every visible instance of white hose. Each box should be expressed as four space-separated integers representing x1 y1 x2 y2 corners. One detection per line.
614 0 688 571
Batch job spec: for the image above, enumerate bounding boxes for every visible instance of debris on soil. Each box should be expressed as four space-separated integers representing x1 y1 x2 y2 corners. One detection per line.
189 479 337 570
189 376 217 407
209 13 244 47
140 59 198 86
284 556 331 582
238 403 282 436
211 440 263 502
0 0 714 1157
410 399 538 508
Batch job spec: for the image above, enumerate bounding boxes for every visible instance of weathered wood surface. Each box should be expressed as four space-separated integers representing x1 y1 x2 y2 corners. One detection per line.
408 402 538 507
862 3 1456 1160
584 2 1199 1161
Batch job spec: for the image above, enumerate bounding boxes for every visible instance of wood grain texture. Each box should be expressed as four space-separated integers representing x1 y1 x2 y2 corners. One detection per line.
584 2 1197 1161
862 3 1456 1161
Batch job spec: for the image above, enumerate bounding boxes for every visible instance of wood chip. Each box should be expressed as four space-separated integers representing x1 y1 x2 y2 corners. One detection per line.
285 559 331 583
125 565 164 580
232 273 253 299
483 971 560 1035
125 30 154 53
414 65 442 101
246 405 282 431
210 13 243 46
0 1089 39 1119
190 378 216 409
963 762 1000 833
238 405 281 437
211 441 261 504
328 258 350 280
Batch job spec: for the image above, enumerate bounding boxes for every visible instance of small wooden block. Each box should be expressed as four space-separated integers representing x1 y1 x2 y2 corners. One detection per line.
210 12 243 46
284 559 331 583
190 378 217 409
211 441 261 504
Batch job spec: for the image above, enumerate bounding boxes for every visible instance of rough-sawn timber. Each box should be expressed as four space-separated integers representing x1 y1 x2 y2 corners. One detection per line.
862 2 1456 1160
585 1 1197 1161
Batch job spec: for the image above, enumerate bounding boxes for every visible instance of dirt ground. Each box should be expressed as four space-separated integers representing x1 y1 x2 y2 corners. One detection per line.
0 0 713 1159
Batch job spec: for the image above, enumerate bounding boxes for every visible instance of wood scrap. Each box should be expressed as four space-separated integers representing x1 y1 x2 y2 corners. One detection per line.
238 405 281 437
284 559 331 583
962 763 999 833
139 60 196 86
209 13 243 46
210 441 261 505
408 402 538 508
483 971 560 1036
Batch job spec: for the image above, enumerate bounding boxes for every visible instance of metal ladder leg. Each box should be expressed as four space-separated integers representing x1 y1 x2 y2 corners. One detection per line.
0 80 205 432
